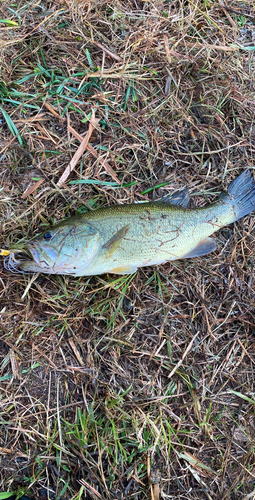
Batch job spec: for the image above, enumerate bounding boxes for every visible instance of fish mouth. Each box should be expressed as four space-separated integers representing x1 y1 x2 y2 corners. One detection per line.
4 241 62 274
17 241 62 273
19 241 53 271
3 247 37 273
25 242 41 266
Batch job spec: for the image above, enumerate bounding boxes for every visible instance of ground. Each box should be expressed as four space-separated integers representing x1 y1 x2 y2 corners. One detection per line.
0 1 255 499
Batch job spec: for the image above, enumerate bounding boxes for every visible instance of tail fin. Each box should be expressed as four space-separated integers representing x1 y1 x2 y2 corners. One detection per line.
223 170 255 223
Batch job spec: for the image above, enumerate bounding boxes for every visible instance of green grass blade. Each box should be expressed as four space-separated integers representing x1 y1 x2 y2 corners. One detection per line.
0 106 23 145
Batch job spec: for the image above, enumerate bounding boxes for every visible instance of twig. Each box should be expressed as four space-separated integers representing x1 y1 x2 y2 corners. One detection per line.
56 110 100 187
93 41 123 62
21 178 44 199
68 124 120 184
79 479 103 499
218 1 237 30
184 41 238 51
44 101 64 121
168 331 200 378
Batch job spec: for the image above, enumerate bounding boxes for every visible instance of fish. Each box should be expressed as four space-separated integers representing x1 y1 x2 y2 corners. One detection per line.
4 169 255 277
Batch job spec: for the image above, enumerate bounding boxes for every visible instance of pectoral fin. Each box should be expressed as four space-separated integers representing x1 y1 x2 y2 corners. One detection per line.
103 225 130 258
183 237 217 259
108 265 138 275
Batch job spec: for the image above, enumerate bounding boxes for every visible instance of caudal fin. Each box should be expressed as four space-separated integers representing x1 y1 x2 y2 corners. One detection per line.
224 169 255 223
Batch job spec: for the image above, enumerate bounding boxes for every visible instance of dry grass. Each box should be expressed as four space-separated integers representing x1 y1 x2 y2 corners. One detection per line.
0 0 255 499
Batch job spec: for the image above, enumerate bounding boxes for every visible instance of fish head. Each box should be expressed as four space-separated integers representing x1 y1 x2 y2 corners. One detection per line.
18 218 102 275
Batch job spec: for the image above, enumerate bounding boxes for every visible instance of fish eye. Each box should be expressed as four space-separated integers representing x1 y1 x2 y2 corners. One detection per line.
44 232 52 240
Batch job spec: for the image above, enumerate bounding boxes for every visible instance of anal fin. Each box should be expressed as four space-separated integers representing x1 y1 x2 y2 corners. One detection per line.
108 265 137 275
183 237 216 259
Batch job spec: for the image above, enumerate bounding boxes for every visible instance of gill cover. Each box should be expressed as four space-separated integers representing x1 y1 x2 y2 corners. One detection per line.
20 218 102 275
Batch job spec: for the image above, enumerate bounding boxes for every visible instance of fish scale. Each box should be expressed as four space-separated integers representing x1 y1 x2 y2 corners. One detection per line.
78 202 226 275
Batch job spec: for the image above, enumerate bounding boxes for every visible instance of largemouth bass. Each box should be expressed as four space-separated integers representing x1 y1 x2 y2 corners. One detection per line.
5 170 255 276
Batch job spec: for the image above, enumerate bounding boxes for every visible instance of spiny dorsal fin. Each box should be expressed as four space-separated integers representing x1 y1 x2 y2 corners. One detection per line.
103 225 130 258
156 188 190 208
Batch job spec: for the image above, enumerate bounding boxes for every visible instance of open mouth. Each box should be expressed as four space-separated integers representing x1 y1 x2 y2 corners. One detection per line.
3 247 36 273
26 242 40 265
3 240 60 274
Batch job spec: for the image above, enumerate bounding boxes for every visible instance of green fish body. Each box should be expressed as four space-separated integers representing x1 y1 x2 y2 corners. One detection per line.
11 170 255 276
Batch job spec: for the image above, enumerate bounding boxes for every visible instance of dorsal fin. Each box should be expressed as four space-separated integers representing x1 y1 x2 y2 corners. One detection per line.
156 188 190 208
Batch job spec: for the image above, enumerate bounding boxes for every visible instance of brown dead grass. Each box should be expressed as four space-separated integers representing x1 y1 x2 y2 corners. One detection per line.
0 0 255 499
